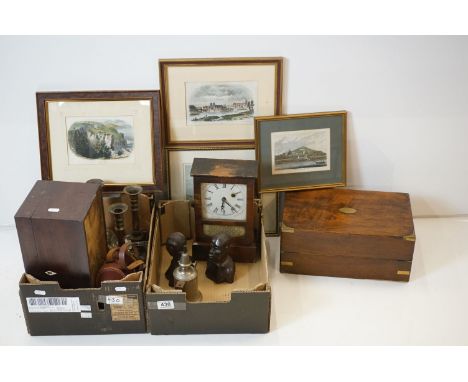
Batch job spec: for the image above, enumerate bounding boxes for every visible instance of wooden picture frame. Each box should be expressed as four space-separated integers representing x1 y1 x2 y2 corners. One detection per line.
159 57 283 148
255 111 347 193
36 90 165 193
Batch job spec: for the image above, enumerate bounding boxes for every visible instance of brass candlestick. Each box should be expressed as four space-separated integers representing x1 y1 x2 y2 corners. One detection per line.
109 203 128 246
123 185 145 241
86 178 104 200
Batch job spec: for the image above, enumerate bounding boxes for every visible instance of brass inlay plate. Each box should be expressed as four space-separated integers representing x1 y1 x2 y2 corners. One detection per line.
403 234 416 242
203 224 245 237
397 270 410 276
339 207 357 214
281 223 294 233
280 261 294 267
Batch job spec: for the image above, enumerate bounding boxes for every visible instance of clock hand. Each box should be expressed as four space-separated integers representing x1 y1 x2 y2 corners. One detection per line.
222 197 236 211
220 199 226 213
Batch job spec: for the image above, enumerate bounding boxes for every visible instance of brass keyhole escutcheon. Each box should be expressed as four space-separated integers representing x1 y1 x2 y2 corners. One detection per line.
339 207 357 214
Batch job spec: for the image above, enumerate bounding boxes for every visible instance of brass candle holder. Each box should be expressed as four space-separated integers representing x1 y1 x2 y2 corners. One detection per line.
109 203 128 246
123 185 146 242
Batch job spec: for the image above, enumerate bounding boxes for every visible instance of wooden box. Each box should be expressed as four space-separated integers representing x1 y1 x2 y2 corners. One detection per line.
15 180 107 289
145 200 271 334
280 189 416 282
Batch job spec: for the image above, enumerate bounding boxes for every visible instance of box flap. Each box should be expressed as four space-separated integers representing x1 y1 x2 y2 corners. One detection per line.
158 200 193 241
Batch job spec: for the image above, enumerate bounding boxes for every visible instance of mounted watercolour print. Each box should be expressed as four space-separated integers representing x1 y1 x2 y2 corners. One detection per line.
255 111 347 192
159 57 283 148
66 116 134 162
271 128 331 175
36 91 164 193
186 81 257 125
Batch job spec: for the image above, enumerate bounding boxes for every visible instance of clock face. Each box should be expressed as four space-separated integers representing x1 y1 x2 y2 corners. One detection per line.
201 182 247 221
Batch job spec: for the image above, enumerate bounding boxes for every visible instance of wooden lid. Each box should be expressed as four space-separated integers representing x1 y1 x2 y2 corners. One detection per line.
283 188 414 238
190 158 258 179
15 180 99 222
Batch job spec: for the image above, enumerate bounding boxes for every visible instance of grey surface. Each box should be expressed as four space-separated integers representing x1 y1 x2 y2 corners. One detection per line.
3 216 468 344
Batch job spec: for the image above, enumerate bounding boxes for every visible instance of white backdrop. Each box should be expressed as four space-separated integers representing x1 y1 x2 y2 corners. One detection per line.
1 35 467 225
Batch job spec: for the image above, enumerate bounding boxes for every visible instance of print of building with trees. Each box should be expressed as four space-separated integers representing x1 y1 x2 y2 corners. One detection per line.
275 146 327 170
189 99 254 122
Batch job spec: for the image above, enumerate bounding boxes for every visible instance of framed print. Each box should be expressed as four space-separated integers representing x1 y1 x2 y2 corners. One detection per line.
255 111 347 192
159 57 283 148
167 148 279 235
36 90 164 193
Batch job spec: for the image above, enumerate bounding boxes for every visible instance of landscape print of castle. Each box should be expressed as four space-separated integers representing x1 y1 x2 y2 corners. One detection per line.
271 128 331 175
66 117 134 160
186 81 257 124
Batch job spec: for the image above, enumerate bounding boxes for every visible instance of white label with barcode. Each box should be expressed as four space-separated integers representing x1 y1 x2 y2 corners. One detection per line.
106 295 124 305
156 300 175 310
26 297 81 313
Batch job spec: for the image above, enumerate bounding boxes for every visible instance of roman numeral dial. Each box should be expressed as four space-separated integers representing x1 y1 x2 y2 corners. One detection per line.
201 183 247 221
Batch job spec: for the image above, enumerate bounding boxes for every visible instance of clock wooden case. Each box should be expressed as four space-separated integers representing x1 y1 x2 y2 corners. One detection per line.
191 158 260 263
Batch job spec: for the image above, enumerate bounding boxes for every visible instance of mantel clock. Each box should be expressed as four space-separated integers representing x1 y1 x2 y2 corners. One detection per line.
191 158 260 263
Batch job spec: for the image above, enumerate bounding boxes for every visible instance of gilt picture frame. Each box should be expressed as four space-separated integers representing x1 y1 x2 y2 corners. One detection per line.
36 90 165 193
255 111 347 193
159 57 283 148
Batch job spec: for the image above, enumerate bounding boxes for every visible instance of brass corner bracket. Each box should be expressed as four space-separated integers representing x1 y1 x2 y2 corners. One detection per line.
403 234 416 242
281 222 294 233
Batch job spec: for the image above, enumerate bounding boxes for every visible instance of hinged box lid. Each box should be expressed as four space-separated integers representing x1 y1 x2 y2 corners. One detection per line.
15 180 99 222
282 188 415 239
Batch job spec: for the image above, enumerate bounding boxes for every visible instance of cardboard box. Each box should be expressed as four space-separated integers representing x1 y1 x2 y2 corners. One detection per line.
145 200 271 334
19 272 146 335
18 192 155 336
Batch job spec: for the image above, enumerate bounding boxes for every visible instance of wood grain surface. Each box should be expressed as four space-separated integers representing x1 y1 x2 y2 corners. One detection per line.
280 188 416 281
